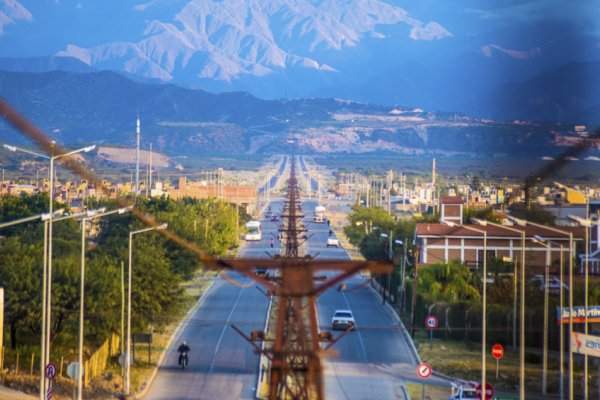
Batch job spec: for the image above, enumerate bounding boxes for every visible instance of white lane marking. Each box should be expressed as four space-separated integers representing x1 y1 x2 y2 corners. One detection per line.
341 288 368 363
208 285 245 374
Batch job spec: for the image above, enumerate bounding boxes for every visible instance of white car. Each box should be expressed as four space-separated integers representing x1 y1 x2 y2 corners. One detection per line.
326 237 339 247
331 309 355 330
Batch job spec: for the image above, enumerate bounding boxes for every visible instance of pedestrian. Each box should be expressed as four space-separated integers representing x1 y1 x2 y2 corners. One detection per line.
270 237 274 248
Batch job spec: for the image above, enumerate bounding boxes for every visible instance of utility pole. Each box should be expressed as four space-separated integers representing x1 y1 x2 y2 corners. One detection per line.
148 143 153 197
135 116 140 196
0 287 3 371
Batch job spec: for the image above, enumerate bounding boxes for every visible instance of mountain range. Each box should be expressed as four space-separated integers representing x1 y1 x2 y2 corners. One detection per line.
1 0 598 122
0 69 573 157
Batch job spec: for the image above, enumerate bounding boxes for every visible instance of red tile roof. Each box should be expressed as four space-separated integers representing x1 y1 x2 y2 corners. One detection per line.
416 223 584 240
440 196 463 205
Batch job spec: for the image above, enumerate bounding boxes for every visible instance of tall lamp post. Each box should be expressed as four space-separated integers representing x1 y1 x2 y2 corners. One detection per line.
77 207 131 400
125 223 168 396
533 235 566 399
569 214 597 400
443 220 487 396
531 235 552 395
45 144 96 397
509 216 574 400
4 143 97 398
473 218 526 399
0 209 63 400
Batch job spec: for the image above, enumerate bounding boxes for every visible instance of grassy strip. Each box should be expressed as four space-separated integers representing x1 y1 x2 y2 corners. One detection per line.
414 333 595 399
406 383 449 400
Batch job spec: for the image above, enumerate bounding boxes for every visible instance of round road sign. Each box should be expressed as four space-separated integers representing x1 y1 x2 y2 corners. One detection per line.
416 362 432 379
45 362 57 380
476 383 494 400
425 315 438 330
492 344 504 360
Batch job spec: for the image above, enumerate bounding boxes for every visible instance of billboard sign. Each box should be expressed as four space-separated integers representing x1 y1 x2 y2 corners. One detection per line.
556 306 600 324
571 332 600 358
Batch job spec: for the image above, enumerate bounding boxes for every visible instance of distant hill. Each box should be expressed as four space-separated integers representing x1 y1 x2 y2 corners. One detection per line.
0 69 569 157
490 60 600 125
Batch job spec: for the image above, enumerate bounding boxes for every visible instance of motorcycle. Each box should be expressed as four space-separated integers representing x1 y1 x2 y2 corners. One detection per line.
178 351 188 369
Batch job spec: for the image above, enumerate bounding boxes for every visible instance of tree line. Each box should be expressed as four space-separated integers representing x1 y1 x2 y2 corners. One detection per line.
0 193 249 353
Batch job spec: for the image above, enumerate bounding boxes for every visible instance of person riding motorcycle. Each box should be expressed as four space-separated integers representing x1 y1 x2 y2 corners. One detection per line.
177 341 191 368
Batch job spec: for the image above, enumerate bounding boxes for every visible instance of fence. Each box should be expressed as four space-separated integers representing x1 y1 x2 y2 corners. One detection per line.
84 333 120 385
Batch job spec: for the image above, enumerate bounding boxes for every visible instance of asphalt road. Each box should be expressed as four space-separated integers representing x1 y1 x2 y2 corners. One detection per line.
144 194 425 399
302 199 419 399
143 200 285 400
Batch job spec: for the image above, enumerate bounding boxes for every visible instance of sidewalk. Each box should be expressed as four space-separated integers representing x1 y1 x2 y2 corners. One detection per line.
0 385 36 400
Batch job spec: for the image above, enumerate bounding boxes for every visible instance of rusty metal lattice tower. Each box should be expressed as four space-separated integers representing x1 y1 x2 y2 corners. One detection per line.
227 158 391 400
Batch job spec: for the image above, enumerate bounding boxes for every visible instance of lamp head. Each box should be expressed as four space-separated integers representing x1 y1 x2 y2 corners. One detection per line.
83 145 96 153
568 215 593 227
118 206 133 214
158 223 168 230
533 235 545 242
3 144 16 152
442 220 456 227
394 239 403 245
471 218 487 226
508 216 527 227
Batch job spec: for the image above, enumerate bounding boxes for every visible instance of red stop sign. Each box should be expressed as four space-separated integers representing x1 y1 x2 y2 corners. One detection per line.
476 383 494 400
492 344 504 360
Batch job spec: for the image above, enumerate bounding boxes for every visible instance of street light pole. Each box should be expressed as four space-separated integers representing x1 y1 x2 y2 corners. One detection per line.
0 210 62 400
444 220 487 396
511 216 578 399
473 218 524 399
533 235 551 395
45 145 96 396
568 215 597 400
77 207 131 400
125 223 168 396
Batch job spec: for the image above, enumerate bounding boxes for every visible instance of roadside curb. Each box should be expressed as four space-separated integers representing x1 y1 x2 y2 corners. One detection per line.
134 278 217 399
367 282 421 365
254 293 274 399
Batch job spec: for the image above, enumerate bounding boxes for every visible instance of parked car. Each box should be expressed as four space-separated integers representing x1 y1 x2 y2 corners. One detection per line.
271 215 280 222
331 309 355 330
326 237 339 247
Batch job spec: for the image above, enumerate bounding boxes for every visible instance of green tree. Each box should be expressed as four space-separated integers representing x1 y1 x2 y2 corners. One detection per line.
417 261 480 304
0 238 43 348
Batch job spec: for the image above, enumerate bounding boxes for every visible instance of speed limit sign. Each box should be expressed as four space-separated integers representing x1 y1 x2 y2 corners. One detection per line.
425 315 438 330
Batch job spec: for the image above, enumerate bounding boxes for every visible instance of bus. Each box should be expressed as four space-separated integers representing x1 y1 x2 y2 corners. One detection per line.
314 205 326 223
244 221 262 241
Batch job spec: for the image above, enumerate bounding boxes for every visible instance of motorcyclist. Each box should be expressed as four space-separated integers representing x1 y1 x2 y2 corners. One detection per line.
178 340 190 368
178 341 191 354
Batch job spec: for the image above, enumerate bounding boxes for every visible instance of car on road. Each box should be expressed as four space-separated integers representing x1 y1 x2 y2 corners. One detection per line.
265 211 274 219
326 237 339 247
331 309 355 330
271 215 280 222
450 380 479 399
